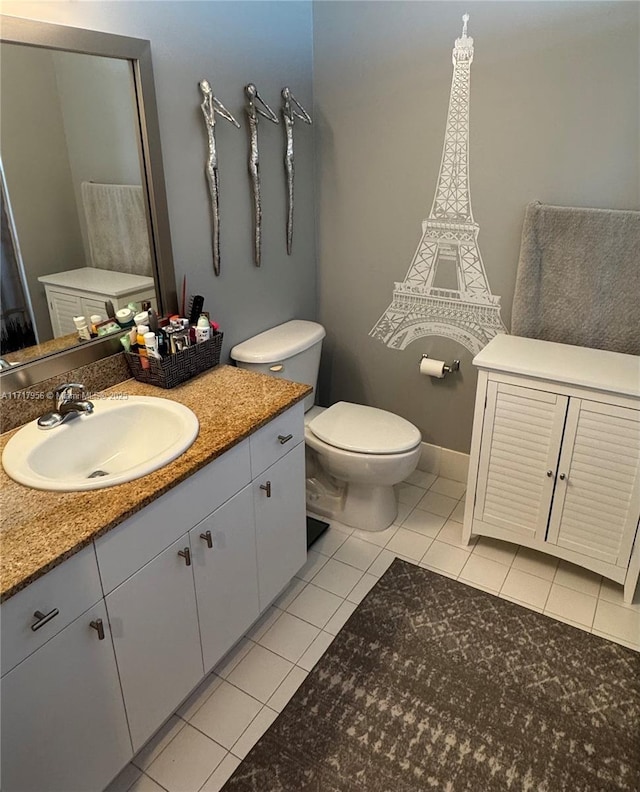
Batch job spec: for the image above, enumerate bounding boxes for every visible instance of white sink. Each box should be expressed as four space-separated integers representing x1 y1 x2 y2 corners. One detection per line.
2 395 199 491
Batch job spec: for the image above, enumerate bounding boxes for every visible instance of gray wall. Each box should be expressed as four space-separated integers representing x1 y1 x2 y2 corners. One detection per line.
53 50 144 267
0 44 86 341
313 1 639 453
4 1 317 357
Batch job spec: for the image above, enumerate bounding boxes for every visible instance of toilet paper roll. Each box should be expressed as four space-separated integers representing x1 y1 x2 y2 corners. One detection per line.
420 357 446 378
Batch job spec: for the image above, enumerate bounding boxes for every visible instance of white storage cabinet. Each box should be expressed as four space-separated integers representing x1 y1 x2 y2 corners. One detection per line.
463 335 640 603
38 267 156 338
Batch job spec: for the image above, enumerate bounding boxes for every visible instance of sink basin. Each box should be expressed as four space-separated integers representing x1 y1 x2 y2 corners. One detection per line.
2 395 199 491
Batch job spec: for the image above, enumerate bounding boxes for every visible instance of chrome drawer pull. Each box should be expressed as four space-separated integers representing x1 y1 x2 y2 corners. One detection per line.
200 530 213 549
260 480 272 498
31 608 59 631
278 434 293 445
178 547 191 566
90 619 105 640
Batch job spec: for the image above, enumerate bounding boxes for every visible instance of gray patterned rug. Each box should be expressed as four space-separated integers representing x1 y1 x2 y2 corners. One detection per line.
222 559 640 792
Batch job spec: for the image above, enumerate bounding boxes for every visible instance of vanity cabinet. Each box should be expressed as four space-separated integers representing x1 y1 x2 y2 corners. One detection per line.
105 534 205 752
1 600 131 792
190 485 259 674
464 335 640 603
1 399 307 790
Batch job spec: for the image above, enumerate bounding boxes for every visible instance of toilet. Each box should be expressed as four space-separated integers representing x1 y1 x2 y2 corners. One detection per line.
230 320 422 532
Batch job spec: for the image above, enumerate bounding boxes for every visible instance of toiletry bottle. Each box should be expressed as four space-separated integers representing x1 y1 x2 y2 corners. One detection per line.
90 314 103 336
156 329 168 357
116 308 135 328
134 310 150 327
73 316 91 341
196 315 211 343
136 324 150 356
144 332 160 359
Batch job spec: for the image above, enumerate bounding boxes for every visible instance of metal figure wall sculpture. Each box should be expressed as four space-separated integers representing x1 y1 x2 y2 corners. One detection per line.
281 88 312 255
244 84 279 267
199 79 240 276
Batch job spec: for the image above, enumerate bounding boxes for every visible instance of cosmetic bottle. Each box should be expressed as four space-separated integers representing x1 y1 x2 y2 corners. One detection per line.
73 316 91 341
90 315 103 336
156 329 169 358
196 315 211 343
134 310 149 327
136 324 150 356
144 332 160 359
116 308 135 329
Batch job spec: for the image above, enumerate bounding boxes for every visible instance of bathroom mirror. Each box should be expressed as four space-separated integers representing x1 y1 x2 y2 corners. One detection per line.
0 15 177 391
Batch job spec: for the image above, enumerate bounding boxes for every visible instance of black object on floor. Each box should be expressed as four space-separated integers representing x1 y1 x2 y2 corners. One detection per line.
306 515 329 548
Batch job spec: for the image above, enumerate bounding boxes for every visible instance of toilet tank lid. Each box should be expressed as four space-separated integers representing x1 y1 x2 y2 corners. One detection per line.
230 320 325 363
308 402 421 454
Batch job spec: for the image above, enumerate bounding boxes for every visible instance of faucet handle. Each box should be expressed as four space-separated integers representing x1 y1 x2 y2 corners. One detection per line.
53 383 86 408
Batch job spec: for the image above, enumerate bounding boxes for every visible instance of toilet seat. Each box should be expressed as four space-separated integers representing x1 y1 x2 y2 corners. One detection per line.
307 402 421 455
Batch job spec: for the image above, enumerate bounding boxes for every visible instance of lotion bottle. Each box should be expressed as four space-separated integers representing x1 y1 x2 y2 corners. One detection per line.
196 315 211 343
73 316 91 341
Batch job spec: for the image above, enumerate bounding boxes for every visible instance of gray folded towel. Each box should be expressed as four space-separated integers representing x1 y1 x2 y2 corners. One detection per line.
81 182 152 276
511 202 640 356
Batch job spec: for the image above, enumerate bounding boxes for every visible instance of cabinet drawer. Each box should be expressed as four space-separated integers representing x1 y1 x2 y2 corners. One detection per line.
250 401 304 478
95 439 251 593
1 545 102 676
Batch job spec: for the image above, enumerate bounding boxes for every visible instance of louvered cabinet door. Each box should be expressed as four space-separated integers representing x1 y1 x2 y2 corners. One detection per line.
546 400 640 567
474 382 568 540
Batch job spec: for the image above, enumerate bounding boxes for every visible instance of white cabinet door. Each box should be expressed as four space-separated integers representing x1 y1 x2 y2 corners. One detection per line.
106 534 204 752
190 486 259 673
254 442 307 611
474 382 568 540
547 399 640 566
1 601 131 792
47 288 83 337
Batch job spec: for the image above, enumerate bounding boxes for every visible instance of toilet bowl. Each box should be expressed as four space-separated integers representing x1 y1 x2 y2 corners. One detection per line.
230 320 422 533
304 403 421 532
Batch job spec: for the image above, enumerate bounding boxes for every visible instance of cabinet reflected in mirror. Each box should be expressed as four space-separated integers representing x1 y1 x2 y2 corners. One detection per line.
0 15 176 388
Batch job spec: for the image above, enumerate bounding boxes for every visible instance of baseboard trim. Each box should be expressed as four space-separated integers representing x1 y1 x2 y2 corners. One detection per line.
418 442 469 484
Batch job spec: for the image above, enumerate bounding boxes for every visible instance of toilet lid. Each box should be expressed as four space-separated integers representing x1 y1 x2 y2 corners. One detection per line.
308 402 421 454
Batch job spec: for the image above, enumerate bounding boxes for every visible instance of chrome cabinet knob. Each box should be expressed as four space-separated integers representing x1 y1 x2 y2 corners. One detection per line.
200 530 213 549
90 619 105 640
559 473 567 481
31 608 59 631
546 470 554 478
260 481 272 498
178 547 191 566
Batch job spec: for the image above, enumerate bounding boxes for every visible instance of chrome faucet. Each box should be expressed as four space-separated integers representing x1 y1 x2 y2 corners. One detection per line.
37 383 94 429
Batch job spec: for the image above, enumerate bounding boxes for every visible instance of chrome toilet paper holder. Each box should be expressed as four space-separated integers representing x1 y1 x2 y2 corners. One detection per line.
421 354 460 376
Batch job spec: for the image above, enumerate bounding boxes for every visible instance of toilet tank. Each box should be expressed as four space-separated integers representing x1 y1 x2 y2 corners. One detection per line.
230 320 325 412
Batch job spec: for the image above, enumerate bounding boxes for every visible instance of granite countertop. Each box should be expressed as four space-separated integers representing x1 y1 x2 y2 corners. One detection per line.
0 365 310 603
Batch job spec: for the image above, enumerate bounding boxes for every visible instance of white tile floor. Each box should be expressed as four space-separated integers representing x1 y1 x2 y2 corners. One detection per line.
107 474 640 792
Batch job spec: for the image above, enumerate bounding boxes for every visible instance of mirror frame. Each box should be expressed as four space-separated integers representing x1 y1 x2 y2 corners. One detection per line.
0 14 177 391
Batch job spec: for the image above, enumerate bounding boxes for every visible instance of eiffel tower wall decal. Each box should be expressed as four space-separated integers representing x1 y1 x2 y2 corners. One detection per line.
370 14 507 356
